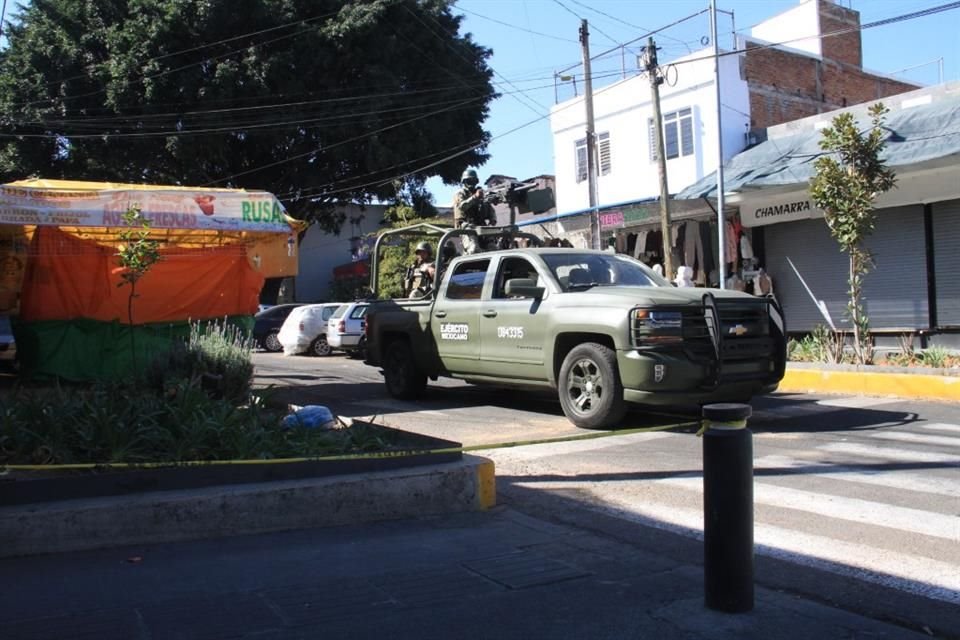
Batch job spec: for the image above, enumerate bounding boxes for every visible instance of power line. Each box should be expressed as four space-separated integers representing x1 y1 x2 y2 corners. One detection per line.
203 96 487 187
281 1 960 203
556 8 710 75
668 0 960 71
404 4 547 116
10 9 341 97
452 3 577 43
285 73 633 201
4 70 635 137
0 97 489 139
12 20 326 111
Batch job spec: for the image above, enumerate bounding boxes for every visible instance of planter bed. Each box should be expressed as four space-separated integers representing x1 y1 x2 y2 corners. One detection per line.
0 422 461 507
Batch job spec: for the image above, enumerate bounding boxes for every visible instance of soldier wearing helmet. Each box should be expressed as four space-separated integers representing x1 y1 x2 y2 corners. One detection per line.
452 168 487 229
403 240 436 298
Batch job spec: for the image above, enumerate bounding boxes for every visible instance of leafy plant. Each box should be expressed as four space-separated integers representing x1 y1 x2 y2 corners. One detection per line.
921 346 950 369
809 103 897 365
144 319 254 405
786 325 846 363
0 381 404 466
116 206 162 373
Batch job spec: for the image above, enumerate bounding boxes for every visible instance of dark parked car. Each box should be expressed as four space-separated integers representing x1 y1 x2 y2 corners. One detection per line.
253 303 304 352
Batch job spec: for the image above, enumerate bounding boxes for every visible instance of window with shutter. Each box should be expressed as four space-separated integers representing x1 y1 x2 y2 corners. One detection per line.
575 138 587 183
598 132 611 175
650 108 695 162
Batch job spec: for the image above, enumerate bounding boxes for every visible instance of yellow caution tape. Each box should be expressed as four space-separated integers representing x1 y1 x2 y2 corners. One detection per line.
1 420 700 472
696 418 748 437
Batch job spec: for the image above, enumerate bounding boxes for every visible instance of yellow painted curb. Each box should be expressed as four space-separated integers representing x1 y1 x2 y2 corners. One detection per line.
476 458 497 509
780 369 960 402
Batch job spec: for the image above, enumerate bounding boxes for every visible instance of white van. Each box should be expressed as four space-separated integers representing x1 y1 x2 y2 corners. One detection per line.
277 303 345 356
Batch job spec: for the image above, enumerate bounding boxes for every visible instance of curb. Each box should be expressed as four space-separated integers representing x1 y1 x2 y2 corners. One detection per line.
780 367 960 402
0 455 496 558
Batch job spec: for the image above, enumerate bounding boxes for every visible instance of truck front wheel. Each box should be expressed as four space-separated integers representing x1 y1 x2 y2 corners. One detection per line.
558 343 626 429
383 340 427 400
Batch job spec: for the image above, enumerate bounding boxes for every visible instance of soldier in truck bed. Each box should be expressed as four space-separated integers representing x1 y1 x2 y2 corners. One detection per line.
403 241 436 298
452 168 487 228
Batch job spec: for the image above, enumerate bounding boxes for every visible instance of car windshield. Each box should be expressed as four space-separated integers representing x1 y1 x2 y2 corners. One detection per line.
541 253 670 291
330 305 347 319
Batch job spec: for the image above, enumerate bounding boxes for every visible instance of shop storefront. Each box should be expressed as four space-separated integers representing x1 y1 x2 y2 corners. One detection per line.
676 83 960 345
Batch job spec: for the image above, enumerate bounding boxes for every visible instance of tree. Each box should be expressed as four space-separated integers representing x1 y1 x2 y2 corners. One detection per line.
115 206 161 373
0 0 495 231
809 103 896 364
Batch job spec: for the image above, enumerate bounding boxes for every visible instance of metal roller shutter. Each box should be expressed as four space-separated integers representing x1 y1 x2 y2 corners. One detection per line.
932 199 960 327
763 206 927 332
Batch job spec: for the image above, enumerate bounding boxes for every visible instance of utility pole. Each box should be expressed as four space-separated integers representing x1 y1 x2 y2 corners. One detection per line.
644 37 674 280
580 19 600 250
711 0 727 288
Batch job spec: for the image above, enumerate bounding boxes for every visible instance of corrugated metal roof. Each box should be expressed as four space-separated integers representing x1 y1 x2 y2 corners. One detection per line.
678 88 960 200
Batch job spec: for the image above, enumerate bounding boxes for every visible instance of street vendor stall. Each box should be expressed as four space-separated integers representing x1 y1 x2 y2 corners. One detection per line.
0 179 301 380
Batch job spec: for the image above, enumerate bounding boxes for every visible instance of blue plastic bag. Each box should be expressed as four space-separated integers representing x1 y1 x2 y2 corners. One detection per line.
282 405 337 430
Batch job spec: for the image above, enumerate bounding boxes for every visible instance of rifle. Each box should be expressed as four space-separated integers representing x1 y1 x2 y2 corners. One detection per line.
403 264 415 295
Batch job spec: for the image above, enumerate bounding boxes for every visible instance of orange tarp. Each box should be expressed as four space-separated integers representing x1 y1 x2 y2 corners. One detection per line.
21 227 263 324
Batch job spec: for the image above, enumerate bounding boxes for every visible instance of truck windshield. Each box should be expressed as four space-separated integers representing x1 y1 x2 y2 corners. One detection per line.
542 253 671 291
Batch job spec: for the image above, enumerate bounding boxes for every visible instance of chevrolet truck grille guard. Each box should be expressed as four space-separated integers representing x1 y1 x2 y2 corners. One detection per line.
631 294 787 389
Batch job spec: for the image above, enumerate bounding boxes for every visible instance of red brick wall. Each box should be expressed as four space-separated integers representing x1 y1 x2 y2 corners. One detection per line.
819 1 862 68
743 45 918 130
741 0 917 129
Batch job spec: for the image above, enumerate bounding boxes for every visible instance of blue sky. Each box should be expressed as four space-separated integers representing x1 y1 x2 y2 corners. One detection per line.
426 0 960 207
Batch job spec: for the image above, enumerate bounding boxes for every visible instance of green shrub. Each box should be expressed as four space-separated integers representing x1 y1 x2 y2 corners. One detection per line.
145 319 254 404
0 381 401 465
921 346 950 368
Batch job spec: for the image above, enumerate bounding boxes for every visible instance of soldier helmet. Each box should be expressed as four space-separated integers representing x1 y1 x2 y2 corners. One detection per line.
461 168 479 186
415 241 433 256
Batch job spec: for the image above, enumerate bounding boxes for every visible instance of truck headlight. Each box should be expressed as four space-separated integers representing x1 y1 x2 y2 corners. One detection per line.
632 309 683 345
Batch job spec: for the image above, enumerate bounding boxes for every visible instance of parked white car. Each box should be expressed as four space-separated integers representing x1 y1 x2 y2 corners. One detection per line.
277 303 345 356
327 302 369 358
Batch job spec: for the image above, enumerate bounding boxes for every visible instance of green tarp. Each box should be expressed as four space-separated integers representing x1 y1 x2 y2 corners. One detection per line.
15 316 253 381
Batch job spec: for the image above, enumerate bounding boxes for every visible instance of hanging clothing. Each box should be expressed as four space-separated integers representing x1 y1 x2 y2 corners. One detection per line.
724 220 738 264
740 234 755 261
699 221 715 282
683 221 704 278
633 230 649 259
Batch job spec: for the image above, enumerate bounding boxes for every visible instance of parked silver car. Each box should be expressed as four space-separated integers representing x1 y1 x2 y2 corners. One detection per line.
327 302 369 358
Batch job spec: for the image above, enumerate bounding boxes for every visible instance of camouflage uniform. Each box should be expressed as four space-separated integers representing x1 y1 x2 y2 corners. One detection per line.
404 242 435 298
452 169 486 228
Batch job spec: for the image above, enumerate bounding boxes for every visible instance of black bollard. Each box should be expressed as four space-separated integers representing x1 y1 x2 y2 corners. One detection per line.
702 402 754 613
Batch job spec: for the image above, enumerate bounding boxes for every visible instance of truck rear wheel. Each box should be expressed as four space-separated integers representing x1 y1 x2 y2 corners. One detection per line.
383 340 427 400
558 342 626 429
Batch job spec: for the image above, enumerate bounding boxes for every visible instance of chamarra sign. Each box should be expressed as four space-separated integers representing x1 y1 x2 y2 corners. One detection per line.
738 193 825 227
0 181 293 233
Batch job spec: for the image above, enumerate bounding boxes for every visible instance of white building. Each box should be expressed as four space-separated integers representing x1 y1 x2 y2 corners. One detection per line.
550 47 750 215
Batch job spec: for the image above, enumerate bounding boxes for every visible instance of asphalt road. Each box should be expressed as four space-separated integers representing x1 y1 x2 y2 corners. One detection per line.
253 350 960 630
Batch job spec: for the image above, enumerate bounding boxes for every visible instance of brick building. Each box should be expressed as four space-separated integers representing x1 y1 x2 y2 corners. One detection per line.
546 0 921 254
743 0 917 132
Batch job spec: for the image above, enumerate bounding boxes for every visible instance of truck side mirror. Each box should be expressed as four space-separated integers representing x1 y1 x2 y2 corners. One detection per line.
504 278 545 299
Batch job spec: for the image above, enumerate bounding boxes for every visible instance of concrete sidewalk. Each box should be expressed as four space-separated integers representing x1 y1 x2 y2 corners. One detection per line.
0 506 943 640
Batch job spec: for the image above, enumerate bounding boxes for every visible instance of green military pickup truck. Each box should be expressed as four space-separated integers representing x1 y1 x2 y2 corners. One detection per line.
364 224 786 429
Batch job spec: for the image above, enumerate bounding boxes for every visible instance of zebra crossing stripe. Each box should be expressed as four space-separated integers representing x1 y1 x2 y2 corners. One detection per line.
868 431 960 448
562 487 960 604
819 442 960 464
754 455 960 498
650 476 959 541
920 423 960 434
